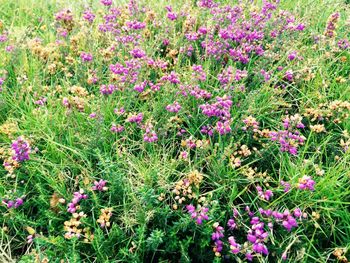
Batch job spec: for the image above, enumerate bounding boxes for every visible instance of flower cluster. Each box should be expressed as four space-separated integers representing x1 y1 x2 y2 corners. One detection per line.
11 137 31 162
67 189 88 213
186 204 209 225
297 176 315 191
91 180 108 191
97 208 113 228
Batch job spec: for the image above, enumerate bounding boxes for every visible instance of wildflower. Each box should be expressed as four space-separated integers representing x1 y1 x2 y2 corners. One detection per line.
297 176 315 191
11 137 31 162
143 126 158 143
83 10 95 23
166 101 181 113
324 12 340 38
280 181 291 192
100 84 115 95
256 186 273 201
228 236 241 254
97 208 113 228
242 116 259 132
126 113 143 124
2 197 24 209
186 205 209 225
216 120 232 135
67 189 88 214
337 39 349 50
92 180 108 191
287 51 298 61
310 124 326 133
211 222 224 256
110 124 124 133
247 218 269 255
80 52 93 62
227 218 236 229
101 0 112 6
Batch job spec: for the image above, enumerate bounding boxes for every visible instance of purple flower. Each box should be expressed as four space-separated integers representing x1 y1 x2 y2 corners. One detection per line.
100 84 116 95
228 236 241 254
166 101 181 113
92 180 108 191
67 189 88 213
101 0 112 6
11 137 31 162
256 186 273 201
143 128 158 143
127 113 143 124
338 39 349 50
297 176 315 191
83 10 95 23
110 124 124 133
186 205 209 225
80 52 93 62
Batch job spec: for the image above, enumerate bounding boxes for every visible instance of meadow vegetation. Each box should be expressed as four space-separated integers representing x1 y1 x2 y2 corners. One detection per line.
0 0 349 262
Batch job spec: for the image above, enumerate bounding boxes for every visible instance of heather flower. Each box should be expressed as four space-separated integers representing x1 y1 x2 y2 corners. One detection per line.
80 52 93 62
143 127 158 143
114 107 125 115
97 208 113 228
2 197 24 209
186 205 209 225
242 116 259 132
191 64 206 81
165 101 181 113
216 120 232 135
134 81 147 92
211 222 224 256
126 20 146 30
280 180 291 192
260 69 271 82
284 70 294 82
297 176 315 191
92 180 108 191
247 218 269 255
83 10 95 23
256 186 273 201
269 130 305 155
0 33 8 42
110 124 124 133
130 48 146 59
167 12 178 21
89 112 97 119
126 113 143 124
287 51 297 61
227 218 236 229
67 189 88 213
11 136 31 162
161 71 180 84
5 45 14 52
101 0 112 6
228 236 241 254
100 84 115 95
338 39 349 50
324 12 340 38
